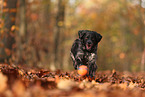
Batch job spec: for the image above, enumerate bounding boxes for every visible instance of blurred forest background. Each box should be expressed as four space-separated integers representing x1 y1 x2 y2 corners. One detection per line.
0 0 144 72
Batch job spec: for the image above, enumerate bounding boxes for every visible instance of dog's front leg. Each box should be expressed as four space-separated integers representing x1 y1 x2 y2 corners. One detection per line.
88 62 97 78
75 51 84 69
88 53 97 78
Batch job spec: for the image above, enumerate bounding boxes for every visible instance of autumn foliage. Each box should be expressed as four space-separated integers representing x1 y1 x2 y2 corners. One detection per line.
0 0 144 72
0 0 145 96
0 64 145 97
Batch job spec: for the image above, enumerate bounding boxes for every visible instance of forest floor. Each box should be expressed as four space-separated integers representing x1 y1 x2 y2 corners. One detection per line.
0 64 145 97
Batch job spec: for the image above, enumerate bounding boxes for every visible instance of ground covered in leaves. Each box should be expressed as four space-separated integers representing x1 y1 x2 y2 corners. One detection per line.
1 64 145 97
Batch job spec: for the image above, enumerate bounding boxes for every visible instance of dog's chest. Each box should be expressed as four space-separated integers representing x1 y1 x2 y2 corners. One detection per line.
84 52 96 62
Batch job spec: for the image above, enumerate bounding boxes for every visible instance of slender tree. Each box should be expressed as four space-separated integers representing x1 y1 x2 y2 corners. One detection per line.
53 0 67 69
17 0 27 63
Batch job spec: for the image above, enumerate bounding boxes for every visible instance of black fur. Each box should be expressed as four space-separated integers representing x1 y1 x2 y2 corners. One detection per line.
70 30 102 77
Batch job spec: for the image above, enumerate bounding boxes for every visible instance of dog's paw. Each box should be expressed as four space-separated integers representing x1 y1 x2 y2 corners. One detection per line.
74 65 78 70
88 75 95 80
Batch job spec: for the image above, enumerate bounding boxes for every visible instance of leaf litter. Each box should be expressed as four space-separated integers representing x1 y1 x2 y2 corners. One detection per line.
1 64 145 97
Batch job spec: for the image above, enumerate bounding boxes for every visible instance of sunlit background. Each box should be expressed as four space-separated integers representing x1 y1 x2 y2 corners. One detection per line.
0 0 145 72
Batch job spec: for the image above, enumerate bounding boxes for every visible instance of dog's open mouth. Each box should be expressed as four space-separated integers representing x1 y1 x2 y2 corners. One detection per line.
86 44 92 50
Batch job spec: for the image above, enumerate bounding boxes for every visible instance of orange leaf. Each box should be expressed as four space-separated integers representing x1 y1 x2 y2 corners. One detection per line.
9 8 17 13
3 1 7 7
11 25 16 31
4 48 11 56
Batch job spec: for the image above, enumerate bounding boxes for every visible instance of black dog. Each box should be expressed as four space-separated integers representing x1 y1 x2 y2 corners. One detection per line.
70 30 102 77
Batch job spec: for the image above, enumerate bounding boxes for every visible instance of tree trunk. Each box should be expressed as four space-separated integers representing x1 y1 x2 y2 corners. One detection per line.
139 0 145 71
17 0 27 63
141 48 145 71
19 0 26 42
0 0 17 63
43 0 51 30
53 0 67 69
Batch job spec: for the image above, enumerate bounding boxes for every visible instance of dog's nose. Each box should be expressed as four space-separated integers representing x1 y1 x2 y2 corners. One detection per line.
88 42 91 44
88 41 92 44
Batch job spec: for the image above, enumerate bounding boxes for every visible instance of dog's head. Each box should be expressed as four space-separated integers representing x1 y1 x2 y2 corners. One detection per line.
78 30 102 51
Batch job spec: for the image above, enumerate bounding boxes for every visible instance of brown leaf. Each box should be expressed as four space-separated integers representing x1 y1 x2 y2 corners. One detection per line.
0 72 7 93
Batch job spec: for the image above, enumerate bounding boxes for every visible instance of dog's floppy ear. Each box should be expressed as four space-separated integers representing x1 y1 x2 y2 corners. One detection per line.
78 30 86 39
95 32 102 43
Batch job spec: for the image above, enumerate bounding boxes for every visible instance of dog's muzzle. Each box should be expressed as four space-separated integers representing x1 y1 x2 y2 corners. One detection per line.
86 41 93 50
